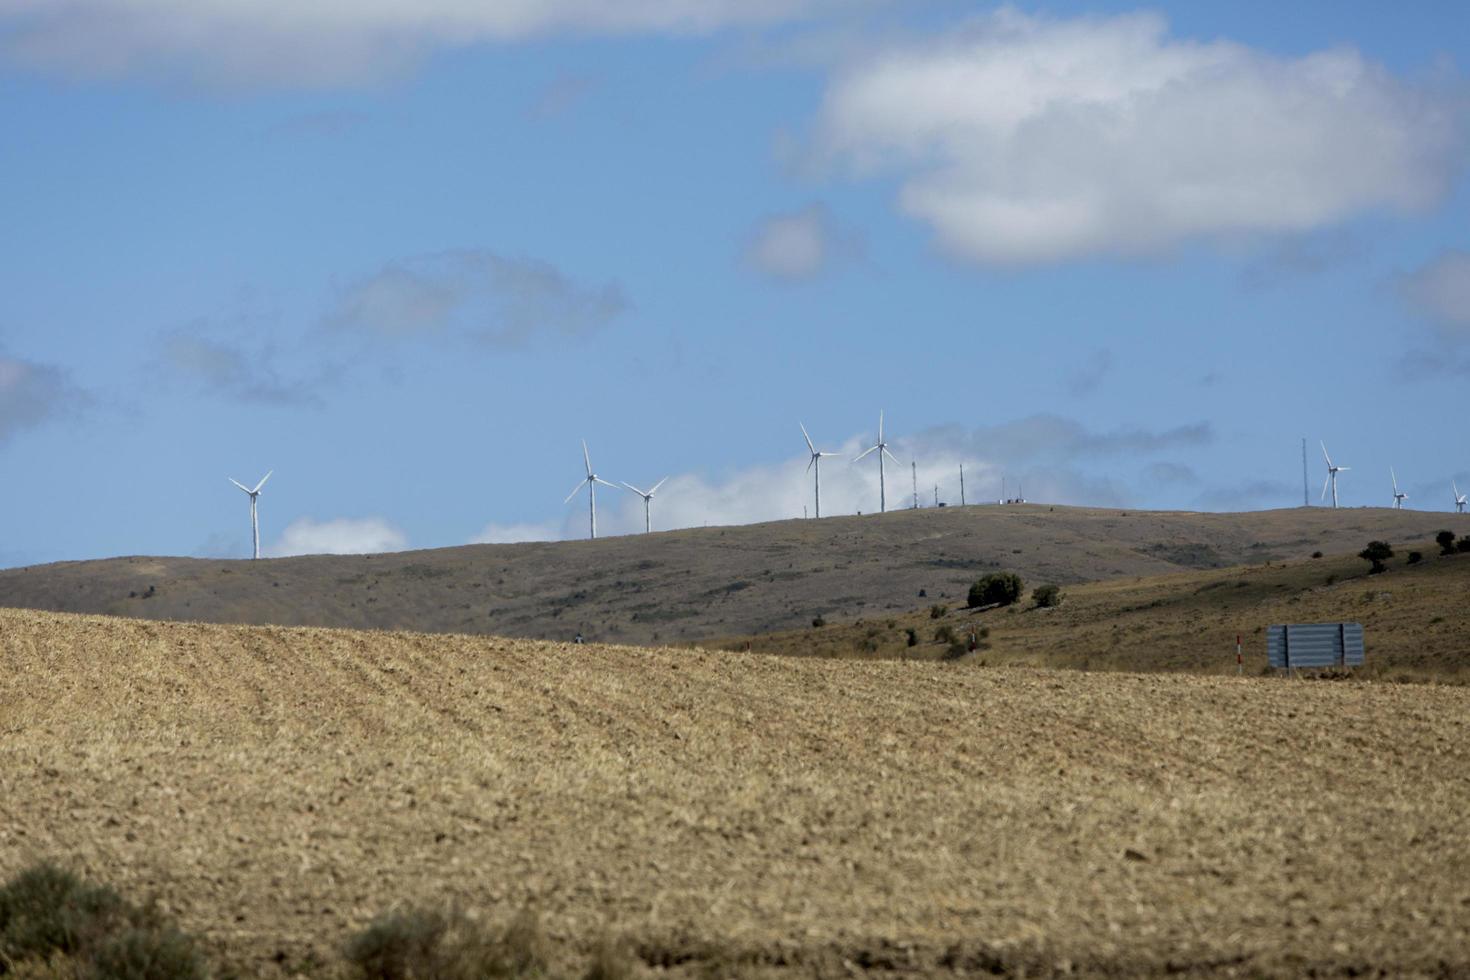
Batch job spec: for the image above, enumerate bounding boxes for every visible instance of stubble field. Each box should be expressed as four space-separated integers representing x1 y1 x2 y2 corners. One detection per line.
2 607 1469 977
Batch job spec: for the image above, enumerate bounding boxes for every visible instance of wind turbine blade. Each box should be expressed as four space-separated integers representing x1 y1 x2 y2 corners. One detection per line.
853 445 879 462
229 478 250 493
1321 441 1332 467
649 477 669 496
799 422 816 456
878 410 884 444
620 481 647 497
594 477 620 489
1338 466 1350 472
806 456 816 474
253 470 273 493
1391 468 1397 492
582 440 592 477
819 451 842 459
883 447 901 466
1321 475 1331 500
564 479 588 505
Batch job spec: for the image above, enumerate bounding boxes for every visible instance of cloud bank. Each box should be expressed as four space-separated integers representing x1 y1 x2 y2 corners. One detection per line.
816 10 1467 264
268 516 408 556
326 250 629 348
0 0 837 85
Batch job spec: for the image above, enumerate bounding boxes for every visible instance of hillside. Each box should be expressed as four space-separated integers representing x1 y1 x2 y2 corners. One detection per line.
2 608 1468 977
724 538 1470 683
0 504 1461 645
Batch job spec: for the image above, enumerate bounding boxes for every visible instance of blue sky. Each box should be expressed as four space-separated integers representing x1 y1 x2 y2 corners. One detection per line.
2 0 1469 565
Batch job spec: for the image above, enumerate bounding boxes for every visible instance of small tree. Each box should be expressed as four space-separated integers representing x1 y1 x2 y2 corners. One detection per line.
1459 536 1470 554
1358 540 1393 575
929 604 948 619
968 572 1024 608
1032 584 1063 608
1407 551 1423 565
1436 530 1456 556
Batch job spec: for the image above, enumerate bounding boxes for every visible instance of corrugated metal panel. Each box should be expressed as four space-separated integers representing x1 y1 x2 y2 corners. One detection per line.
1267 623 1364 668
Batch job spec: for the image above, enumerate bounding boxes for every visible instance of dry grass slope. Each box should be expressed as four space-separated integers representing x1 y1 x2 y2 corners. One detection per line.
3 607 1469 976
0 505 1462 647
729 538 1470 683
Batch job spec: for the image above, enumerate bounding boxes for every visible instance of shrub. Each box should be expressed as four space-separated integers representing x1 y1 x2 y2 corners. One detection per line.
811 616 825 628
905 628 918 647
929 604 947 619
1311 551 1323 559
1437 530 1456 556
345 906 548 980
968 572 1024 609
1032 584 1062 608
1358 540 1393 575
1459 537 1470 554
933 625 957 645
0 863 205 980
582 937 636 980
1407 551 1423 565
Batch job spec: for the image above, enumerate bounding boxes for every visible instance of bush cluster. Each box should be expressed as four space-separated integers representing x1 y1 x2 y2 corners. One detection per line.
1031 584 1063 608
968 572 1024 609
0 863 206 979
344 906 554 980
1358 540 1393 575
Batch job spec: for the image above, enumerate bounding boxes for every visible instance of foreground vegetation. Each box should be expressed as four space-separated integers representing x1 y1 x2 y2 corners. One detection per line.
3 607 1469 977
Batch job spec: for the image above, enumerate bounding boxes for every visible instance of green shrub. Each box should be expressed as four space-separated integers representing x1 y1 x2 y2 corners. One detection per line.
1358 540 1393 575
1407 551 1423 565
1436 530 1456 556
933 625 957 645
0 863 205 980
968 572 1024 609
928 604 948 619
905 628 918 647
345 906 548 980
582 937 636 980
1032 584 1062 608
1459 537 1470 554
810 616 825 628
1311 550 1323 559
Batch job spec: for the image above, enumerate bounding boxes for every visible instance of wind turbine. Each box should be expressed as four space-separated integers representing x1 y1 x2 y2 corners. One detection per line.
620 477 669 534
228 471 272 560
1391 468 1408 510
1320 442 1348 509
564 441 619 540
799 423 841 519
853 410 901 513
1455 480 1467 514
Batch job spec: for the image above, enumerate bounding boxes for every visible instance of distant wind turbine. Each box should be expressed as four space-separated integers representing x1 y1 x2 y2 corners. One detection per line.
1391 468 1408 510
228 471 272 560
853 410 900 513
799 423 841 519
1454 480 1466 514
620 477 669 534
1320 442 1348 509
564 441 619 540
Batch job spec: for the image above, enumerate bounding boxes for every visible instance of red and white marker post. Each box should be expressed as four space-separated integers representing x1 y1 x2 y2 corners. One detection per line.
1236 634 1243 675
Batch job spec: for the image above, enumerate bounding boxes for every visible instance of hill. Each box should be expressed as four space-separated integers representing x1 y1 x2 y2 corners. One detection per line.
723 538 1470 683
2 607 1468 977
0 504 1461 646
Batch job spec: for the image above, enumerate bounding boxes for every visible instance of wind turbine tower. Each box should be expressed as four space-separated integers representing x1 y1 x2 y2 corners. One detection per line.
799 423 841 519
853 411 900 513
229 471 273 560
565 441 619 539
959 464 966 506
1454 480 1467 514
1391 469 1408 510
1320 442 1348 509
621 477 669 534
911 461 918 509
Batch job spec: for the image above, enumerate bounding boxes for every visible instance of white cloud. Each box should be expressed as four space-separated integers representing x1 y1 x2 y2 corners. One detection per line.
268 516 408 556
1403 249 1470 333
0 0 836 85
325 250 629 348
743 203 857 281
470 520 563 544
816 10 1467 265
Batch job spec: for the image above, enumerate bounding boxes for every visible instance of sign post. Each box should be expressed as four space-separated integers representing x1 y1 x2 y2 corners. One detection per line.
1236 634 1242 675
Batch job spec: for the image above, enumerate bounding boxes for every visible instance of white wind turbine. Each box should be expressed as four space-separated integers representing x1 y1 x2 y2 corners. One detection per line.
620 477 669 534
1454 480 1466 514
228 471 273 560
800 422 841 518
853 410 901 513
1320 442 1349 509
1391 468 1408 510
564 441 619 540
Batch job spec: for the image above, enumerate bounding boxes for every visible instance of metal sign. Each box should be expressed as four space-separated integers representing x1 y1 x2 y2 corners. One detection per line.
1267 623 1364 669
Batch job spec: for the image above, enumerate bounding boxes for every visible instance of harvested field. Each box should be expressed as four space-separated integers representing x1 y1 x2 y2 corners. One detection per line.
2 607 1469 976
